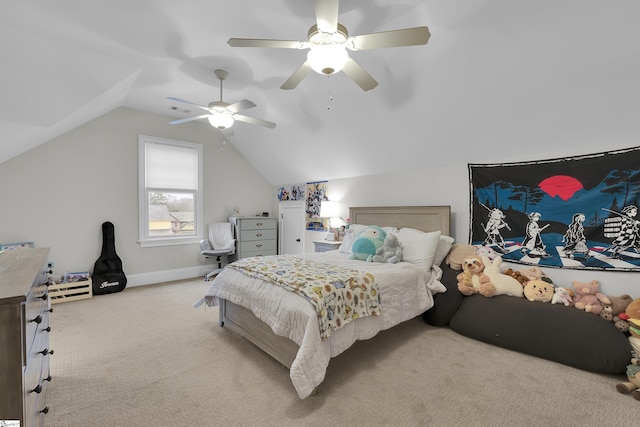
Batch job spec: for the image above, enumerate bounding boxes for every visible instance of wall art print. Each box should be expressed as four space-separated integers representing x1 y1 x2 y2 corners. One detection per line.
277 184 305 201
305 181 329 231
469 146 640 271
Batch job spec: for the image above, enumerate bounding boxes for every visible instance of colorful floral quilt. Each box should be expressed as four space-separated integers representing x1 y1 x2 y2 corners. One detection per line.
228 255 380 340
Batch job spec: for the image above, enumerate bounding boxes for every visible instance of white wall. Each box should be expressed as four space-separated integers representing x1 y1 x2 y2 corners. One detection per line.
297 163 639 298
0 107 274 286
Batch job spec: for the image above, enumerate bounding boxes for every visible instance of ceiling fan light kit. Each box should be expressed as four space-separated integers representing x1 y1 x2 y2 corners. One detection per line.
227 0 431 91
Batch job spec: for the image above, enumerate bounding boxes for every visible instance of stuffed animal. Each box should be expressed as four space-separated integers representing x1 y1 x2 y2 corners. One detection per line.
523 279 554 303
551 287 573 306
616 350 640 401
481 255 524 297
619 298 640 339
476 245 499 263
351 226 387 262
456 255 496 297
572 280 611 315
600 294 633 332
503 268 529 286
372 233 402 264
445 244 478 270
519 266 552 284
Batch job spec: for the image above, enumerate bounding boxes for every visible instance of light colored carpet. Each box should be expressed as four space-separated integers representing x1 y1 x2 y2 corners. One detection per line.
45 278 637 427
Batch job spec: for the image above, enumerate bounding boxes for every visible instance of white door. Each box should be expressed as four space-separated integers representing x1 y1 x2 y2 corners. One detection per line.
279 202 305 254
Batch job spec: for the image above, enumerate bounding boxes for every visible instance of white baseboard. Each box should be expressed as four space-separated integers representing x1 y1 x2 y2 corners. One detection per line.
126 265 211 287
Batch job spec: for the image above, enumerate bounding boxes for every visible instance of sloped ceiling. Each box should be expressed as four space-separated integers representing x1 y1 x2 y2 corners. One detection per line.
1 0 639 185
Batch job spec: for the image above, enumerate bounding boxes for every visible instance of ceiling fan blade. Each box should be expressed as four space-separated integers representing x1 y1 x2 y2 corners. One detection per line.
342 57 378 91
280 61 313 90
227 99 256 113
347 26 431 51
168 114 210 125
228 38 307 49
166 97 211 112
315 0 339 33
234 114 276 129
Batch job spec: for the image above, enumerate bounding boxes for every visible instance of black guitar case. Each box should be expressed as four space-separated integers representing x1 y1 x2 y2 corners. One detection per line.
92 221 127 295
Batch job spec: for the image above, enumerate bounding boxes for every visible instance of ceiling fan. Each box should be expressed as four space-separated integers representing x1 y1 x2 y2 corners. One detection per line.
167 69 276 131
227 0 431 91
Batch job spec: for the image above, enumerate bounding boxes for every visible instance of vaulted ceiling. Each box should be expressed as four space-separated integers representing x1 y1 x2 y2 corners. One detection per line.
2 1 640 185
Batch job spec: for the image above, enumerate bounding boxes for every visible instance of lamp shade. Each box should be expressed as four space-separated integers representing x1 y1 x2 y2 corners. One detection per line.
320 200 340 219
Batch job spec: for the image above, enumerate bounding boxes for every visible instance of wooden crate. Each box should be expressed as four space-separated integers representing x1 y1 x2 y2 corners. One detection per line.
49 279 93 304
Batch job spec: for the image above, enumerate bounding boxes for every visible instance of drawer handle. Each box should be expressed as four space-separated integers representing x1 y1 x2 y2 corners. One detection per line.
47 307 54 313
40 293 49 301
31 384 43 394
43 326 52 333
44 375 52 382
39 348 54 356
31 315 43 324
256 233 263 237
256 244 263 248
41 406 49 415
256 222 263 226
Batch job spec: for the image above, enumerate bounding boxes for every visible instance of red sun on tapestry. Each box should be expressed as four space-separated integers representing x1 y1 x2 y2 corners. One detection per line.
538 175 584 201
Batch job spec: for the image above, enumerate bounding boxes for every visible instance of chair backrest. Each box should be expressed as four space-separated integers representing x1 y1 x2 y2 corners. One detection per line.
209 222 235 250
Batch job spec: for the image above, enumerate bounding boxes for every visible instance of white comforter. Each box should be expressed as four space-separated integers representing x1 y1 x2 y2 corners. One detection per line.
201 251 446 399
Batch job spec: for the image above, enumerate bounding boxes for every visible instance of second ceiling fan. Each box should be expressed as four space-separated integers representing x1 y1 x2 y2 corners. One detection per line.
168 69 276 131
227 0 431 91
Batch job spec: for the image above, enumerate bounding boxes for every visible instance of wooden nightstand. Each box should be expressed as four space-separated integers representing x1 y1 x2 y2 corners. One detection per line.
313 240 342 252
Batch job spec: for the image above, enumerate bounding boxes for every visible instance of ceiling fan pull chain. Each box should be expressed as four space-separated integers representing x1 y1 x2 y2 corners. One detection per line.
327 76 333 110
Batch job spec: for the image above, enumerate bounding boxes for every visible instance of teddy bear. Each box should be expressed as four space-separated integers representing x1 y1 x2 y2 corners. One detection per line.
599 294 633 332
571 280 611 315
481 255 524 297
616 350 640 400
503 268 529 286
523 279 554 303
351 225 387 262
456 255 496 297
372 233 402 264
445 244 478 270
551 286 573 306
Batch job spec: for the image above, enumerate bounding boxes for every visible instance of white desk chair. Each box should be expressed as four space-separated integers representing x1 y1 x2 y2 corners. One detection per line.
200 222 236 281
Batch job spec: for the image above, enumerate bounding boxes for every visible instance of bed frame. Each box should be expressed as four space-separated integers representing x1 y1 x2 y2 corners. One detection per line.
218 205 451 368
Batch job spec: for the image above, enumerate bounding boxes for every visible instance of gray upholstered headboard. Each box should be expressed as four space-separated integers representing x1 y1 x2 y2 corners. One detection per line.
348 206 450 235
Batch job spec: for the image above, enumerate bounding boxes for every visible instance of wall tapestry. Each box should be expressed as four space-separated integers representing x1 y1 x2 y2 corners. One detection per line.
469 146 640 271
305 181 328 231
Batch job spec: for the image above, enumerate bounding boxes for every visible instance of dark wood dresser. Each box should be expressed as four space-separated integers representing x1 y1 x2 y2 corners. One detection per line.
0 247 52 426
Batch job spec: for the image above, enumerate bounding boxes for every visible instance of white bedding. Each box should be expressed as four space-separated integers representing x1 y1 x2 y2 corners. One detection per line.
202 251 446 399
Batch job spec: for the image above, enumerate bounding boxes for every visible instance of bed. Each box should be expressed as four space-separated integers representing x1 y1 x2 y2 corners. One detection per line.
200 205 451 398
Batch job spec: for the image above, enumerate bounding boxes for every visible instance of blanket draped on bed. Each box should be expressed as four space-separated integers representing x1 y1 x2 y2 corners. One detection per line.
228 255 380 340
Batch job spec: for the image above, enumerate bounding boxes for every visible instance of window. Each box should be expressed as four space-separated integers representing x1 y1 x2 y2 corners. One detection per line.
138 135 203 247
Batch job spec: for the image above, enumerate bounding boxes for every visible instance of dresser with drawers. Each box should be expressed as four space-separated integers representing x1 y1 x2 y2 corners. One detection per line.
0 247 52 427
229 217 278 260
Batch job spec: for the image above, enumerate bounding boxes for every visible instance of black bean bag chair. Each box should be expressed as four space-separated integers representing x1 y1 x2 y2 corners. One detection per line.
424 264 632 374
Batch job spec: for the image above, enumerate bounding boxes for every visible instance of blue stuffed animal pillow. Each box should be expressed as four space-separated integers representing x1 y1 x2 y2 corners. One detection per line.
350 225 387 262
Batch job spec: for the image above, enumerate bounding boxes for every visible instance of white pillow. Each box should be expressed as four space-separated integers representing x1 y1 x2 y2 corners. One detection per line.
433 235 455 266
395 228 442 270
338 224 399 253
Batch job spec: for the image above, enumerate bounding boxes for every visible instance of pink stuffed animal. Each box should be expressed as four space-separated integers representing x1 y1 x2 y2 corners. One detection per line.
572 280 611 315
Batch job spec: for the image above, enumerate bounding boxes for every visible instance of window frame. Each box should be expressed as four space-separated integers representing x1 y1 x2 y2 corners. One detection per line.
138 135 203 247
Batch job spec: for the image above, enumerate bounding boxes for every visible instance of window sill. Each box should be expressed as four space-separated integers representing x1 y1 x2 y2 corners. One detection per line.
138 236 201 248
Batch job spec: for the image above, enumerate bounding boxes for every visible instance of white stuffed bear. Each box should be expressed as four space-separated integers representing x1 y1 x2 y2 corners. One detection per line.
551 286 573 306
372 233 402 264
